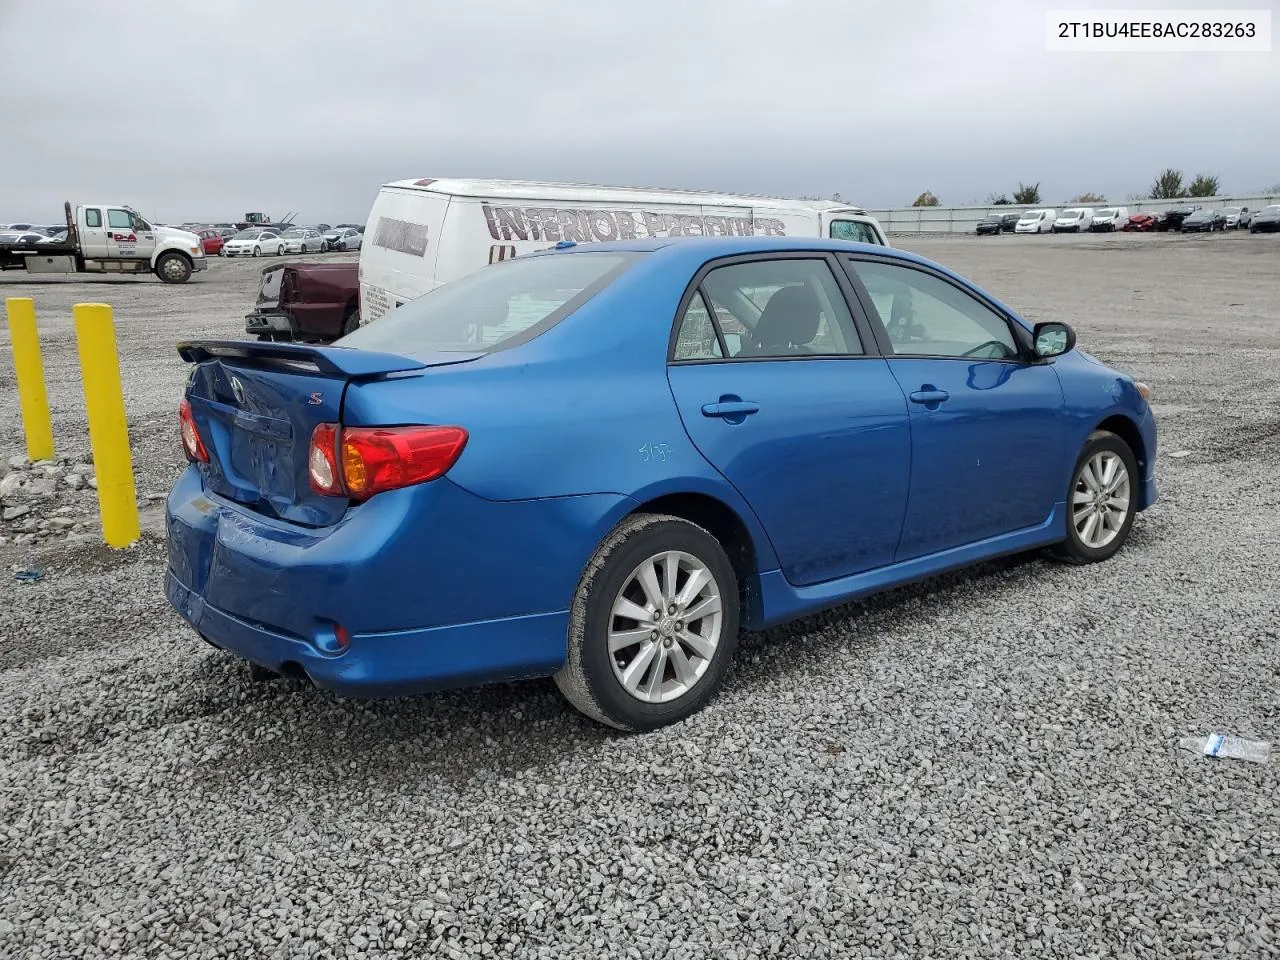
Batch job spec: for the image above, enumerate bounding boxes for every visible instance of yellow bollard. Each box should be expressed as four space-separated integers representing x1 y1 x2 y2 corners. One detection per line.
73 303 140 548
5 297 56 462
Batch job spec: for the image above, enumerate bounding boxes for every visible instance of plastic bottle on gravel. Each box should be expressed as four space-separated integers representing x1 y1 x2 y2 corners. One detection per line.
1179 733 1271 763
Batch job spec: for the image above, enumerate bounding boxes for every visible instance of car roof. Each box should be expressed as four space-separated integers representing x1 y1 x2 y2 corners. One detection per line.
383 177 869 215
535 236 1028 326
542 234 937 267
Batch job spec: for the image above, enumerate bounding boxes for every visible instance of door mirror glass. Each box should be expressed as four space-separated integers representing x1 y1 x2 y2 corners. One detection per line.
1033 321 1075 359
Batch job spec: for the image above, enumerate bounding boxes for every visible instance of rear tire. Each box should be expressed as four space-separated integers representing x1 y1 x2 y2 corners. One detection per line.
1048 430 1139 565
340 307 359 336
554 513 740 732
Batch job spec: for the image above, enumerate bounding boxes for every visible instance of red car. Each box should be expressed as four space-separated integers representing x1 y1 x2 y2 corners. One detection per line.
1121 213 1157 232
243 261 359 342
193 228 224 256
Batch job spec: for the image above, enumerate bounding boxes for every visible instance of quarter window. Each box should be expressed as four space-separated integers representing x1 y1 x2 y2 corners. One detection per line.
672 294 724 360
107 209 133 229
849 260 1018 360
84 209 102 228
677 258 862 360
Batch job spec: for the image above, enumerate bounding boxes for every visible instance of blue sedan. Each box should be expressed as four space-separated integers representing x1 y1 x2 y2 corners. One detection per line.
167 236 1157 731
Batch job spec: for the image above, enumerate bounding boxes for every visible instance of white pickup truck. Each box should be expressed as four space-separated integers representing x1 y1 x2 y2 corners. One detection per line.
0 202 208 283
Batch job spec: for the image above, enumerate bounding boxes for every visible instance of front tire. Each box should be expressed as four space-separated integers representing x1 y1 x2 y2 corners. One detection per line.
277 244 285 256
253 246 262 257
554 514 741 732
1049 430 1139 565
155 252 192 284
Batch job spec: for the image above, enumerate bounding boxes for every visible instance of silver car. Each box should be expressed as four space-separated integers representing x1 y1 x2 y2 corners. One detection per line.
323 226 363 251
281 227 328 254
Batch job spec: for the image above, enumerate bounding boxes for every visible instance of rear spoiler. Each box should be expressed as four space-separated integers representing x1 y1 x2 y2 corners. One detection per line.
176 339 427 377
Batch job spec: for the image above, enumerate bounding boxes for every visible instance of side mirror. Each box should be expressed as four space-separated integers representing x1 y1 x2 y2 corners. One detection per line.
1033 321 1075 359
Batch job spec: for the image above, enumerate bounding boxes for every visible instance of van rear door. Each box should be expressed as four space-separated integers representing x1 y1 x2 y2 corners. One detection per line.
358 186 449 323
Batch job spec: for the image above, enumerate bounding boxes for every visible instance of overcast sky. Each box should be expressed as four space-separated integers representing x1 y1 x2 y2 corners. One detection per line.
1 0 1276 223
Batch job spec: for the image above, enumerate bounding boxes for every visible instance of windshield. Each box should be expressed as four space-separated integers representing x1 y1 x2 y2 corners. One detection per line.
339 252 639 356
1096 208 1117 217
1264 206 1280 213
1062 209 1084 218
283 228 305 238
233 229 262 239
1021 211 1042 219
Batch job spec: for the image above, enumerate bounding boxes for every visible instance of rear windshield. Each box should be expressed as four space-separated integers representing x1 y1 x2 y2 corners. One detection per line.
339 251 638 355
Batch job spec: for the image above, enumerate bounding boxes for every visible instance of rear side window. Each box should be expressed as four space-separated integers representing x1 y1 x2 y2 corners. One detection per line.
84 209 102 228
340 251 638 355
704 258 862 358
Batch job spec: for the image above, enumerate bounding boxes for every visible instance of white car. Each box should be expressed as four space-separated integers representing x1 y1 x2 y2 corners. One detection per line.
1222 206 1248 229
281 227 327 254
323 226 363 251
1089 207 1129 232
1052 207 1094 233
222 229 285 258
1015 209 1057 234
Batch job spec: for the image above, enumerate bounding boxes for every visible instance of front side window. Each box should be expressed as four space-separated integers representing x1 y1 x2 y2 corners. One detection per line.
695 258 862 359
340 251 637 355
84 209 102 228
829 220 879 244
850 260 1018 361
107 209 132 229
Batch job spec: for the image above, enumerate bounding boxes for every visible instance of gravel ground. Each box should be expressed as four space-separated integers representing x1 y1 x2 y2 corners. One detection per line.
1 233 1278 959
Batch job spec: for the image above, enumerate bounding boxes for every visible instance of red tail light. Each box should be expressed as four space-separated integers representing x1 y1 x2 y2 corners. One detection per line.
308 423 467 500
179 398 209 463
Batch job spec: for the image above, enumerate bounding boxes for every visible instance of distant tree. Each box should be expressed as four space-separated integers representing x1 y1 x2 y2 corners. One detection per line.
1264 183 1280 194
1126 191 1148 201
1072 192 1107 203
1149 168 1187 199
1187 173 1221 197
911 191 940 207
1012 182 1041 204
986 192 1011 205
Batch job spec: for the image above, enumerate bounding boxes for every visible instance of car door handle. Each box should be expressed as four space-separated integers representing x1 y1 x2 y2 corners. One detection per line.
701 400 760 418
908 389 950 404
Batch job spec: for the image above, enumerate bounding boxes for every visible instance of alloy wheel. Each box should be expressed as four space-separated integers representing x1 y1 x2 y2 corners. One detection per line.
608 550 723 703
1072 451 1131 549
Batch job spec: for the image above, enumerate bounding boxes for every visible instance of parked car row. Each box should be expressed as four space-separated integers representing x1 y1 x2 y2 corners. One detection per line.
193 224 367 258
977 204 1279 235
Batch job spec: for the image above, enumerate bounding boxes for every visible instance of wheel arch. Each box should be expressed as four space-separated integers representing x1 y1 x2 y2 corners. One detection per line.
623 490 768 629
152 248 193 269
1093 413 1150 505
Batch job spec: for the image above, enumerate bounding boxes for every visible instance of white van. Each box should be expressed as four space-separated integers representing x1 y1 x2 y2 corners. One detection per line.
1052 207 1095 233
1015 209 1057 234
356 178 889 323
1089 207 1129 232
